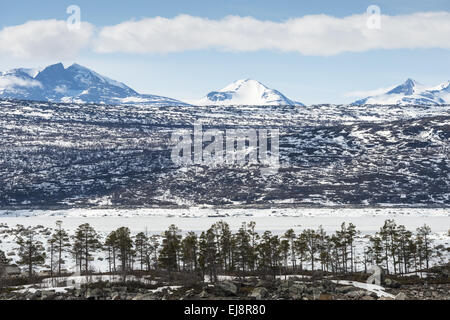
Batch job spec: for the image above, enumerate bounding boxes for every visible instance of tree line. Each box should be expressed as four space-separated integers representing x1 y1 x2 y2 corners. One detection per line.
0 219 447 282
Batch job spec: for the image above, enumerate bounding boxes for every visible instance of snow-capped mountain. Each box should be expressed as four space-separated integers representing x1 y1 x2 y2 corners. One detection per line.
197 79 304 106
352 79 450 106
0 63 190 106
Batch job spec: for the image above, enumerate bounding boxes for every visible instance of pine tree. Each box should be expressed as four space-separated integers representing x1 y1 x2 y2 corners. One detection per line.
280 239 290 278
16 229 46 278
47 237 56 279
50 221 70 276
73 223 101 274
346 223 358 273
181 231 198 271
135 232 149 271
416 224 433 270
159 225 182 279
105 231 117 273
283 229 296 270
234 223 252 275
115 227 133 280
303 229 318 271
294 232 308 271
0 250 11 279
0 250 10 265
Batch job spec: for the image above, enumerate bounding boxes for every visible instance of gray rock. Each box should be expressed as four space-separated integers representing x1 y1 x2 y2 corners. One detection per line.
216 281 238 296
250 287 269 300
41 290 56 300
110 293 121 300
288 283 307 296
321 279 336 292
395 292 407 300
361 295 375 300
346 290 366 299
336 285 358 294
256 279 276 289
85 288 103 300
132 293 144 300
385 278 401 288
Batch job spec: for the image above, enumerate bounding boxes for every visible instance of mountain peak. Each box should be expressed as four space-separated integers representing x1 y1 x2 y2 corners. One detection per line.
197 79 304 106
386 78 422 95
352 78 450 106
43 62 65 72
68 63 88 70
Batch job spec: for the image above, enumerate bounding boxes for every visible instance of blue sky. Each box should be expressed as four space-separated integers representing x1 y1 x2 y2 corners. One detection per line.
1 0 449 104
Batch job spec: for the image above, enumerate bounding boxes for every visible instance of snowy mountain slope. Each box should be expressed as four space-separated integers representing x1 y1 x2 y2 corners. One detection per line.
0 63 190 106
197 79 304 106
352 79 450 106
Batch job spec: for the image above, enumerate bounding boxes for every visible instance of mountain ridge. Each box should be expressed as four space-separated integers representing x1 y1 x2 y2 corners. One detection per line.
352 78 450 106
0 63 190 106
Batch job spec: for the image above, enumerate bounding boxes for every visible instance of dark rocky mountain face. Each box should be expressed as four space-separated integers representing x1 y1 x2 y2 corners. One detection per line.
0 99 448 208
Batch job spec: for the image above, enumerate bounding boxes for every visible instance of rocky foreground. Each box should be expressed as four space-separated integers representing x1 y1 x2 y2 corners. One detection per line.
1 277 449 301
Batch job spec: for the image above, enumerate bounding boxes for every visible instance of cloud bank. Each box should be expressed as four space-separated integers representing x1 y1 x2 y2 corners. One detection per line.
0 76 43 89
94 12 450 55
343 85 397 98
1 12 449 60
0 19 94 59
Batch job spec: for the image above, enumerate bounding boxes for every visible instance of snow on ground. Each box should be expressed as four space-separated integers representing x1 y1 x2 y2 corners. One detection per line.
331 280 395 298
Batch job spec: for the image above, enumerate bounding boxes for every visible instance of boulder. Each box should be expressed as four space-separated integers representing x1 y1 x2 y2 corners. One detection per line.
256 279 276 289
321 279 336 292
336 285 358 294
85 288 103 300
110 293 121 300
250 287 269 300
132 293 155 300
216 281 238 296
41 290 56 300
385 278 401 288
288 283 307 296
346 290 366 299
395 292 407 300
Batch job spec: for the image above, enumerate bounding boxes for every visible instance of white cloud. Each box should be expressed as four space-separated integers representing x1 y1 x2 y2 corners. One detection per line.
343 86 397 98
1 12 450 60
0 76 42 89
0 20 94 60
94 12 450 55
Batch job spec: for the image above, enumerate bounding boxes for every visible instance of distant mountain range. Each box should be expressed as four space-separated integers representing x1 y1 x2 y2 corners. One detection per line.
196 79 304 106
352 78 450 106
0 63 448 106
0 63 190 106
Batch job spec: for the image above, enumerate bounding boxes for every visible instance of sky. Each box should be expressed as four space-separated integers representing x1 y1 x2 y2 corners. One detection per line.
0 0 449 105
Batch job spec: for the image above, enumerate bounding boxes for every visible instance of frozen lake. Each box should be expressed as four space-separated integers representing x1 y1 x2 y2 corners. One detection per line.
1 207 449 235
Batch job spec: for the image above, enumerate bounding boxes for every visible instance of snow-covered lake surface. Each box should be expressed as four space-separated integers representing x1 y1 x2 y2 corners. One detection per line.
1 207 449 235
